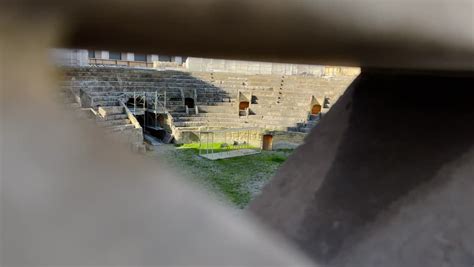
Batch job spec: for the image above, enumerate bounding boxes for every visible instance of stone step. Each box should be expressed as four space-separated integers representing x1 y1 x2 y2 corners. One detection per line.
251 96 278 102
98 119 131 127
274 102 311 108
173 121 247 127
246 83 281 88
98 106 124 117
299 127 312 133
199 91 232 98
196 99 236 105
245 122 301 128
287 127 300 132
171 112 239 118
88 91 127 96
93 100 118 107
250 106 307 113
250 93 277 98
92 96 120 101
197 102 235 106
98 114 128 121
277 93 319 98
174 116 244 122
198 105 236 113
105 124 136 132
248 116 303 122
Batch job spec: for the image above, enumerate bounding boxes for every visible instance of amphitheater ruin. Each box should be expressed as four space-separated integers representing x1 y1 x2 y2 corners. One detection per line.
60 58 359 153
4 1 473 265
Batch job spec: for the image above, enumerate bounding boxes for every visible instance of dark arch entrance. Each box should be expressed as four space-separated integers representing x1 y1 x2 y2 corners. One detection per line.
126 96 146 109
239 101 250 110
156 114 165 126
262 134 273 151
311 104 322 115
185 97 195 108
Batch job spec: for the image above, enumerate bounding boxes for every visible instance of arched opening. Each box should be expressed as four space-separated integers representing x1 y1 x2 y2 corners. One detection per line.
135 114 145 126
185 97 195 108
323 97 331 108
239 101 250 111
262 134 273 151
251 95 258 104
126 97 134 106
311 104 322 115
157 114 165 126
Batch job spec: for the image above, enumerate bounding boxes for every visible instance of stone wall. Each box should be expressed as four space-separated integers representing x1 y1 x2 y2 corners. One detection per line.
268 131 307 150
52 48 184 67
186 57 325 75
186 57 360 76
61 66 359 143
176 129 263 147
51 48 89 66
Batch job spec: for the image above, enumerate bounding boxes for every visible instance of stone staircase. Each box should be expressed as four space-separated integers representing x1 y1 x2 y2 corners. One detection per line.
58 83 145 150
96 105 144 149
60 66 357 142
298 114 322 133
97 106 131 130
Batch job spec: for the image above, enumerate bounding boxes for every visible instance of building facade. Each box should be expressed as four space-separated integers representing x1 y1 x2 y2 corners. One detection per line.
52 49 359 78
52 48 185 68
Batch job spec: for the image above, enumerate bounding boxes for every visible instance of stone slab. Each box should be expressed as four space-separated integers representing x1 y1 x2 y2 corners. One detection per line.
200 149 260 160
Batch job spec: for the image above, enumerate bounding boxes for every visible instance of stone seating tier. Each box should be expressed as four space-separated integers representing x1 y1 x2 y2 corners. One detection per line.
62 67 356 138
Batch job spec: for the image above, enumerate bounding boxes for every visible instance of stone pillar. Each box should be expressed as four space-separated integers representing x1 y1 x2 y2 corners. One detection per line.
94 50 109 59
147 54 159 62
174 56 183 64
76 49 89 66
49 48 89 66
123 52 134 61
94 50 102 59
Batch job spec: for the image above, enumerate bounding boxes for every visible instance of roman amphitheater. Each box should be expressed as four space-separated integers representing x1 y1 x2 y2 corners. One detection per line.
3 1 472 266
59 56 358 152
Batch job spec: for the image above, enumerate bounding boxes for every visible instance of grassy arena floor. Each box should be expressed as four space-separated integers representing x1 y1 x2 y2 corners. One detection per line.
151 143 293 208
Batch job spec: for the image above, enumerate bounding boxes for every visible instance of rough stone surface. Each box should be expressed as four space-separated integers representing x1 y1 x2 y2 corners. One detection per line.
186 57 359 76
61 66 357 141
269 131 307 150
249 71 474 266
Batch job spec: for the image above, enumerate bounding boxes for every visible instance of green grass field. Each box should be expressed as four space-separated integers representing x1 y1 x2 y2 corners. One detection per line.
153 143 293 208
179 142 258 153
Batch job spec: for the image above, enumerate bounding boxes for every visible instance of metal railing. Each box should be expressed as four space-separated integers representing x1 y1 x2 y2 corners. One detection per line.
124 91 167 114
